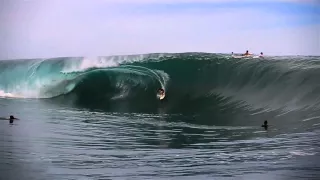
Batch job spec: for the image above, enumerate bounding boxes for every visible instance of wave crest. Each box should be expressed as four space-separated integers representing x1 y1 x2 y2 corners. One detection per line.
1 53 320 115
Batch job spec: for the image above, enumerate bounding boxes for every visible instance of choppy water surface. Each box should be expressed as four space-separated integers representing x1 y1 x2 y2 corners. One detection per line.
1 98 319 180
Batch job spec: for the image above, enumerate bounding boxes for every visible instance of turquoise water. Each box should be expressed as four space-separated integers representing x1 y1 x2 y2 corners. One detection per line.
1 53 320 179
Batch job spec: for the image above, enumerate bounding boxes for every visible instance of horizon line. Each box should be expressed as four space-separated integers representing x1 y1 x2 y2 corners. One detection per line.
0 51 319 61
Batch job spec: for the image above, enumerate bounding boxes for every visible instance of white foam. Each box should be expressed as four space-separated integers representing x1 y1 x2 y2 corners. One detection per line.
61 54 169 73
79 57 119 70
0 76 72 99
0 90 24 98
61 57 120 73
302 116 320 122
290 150 316 156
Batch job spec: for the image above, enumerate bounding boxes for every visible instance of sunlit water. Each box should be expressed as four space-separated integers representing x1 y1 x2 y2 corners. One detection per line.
1 98 319 180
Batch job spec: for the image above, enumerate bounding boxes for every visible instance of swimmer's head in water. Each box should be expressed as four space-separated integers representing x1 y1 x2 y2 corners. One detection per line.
10 115 14 119
264 120 268 125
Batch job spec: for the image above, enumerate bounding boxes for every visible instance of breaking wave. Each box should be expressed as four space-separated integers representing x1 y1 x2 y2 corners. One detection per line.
1 53 320 118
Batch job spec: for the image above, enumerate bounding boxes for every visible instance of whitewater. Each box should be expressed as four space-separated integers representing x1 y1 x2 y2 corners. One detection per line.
1 53 320 180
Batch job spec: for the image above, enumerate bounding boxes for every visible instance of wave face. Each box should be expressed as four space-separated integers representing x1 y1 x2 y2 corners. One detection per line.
1 53 320 118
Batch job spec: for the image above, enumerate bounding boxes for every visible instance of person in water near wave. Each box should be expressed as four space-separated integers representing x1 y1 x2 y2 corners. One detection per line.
8 115 19 124
261 120 268 130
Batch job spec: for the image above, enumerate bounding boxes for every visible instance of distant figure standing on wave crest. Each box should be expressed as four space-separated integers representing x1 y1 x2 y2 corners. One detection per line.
242 50 252 56
259 52 264 57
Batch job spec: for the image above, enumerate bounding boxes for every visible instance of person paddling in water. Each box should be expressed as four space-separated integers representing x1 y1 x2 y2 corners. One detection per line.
0 115 19 124
9 115 19 124
261 120 269 130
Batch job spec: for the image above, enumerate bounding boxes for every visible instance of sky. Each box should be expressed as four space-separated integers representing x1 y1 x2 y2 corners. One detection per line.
0 0 319 59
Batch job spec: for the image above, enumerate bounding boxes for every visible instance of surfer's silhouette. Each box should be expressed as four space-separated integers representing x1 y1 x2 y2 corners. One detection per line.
0 115 19 123
259 52 264 57
261 120 268 130
158 88 166 101
9 115 19 124
158 88 165 95
242 50 251 56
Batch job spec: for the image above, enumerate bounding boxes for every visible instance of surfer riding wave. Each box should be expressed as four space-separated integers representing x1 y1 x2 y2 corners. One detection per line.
158 88 166 100
231 50 263 58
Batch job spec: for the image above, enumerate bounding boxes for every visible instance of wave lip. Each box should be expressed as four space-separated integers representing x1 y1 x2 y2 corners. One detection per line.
0 55 170 99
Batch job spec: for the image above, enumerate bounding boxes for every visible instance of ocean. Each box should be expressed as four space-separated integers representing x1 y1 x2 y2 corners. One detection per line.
0 53 320 180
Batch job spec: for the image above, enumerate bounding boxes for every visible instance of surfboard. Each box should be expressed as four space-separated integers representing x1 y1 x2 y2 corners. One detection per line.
232 55 254 59
158 93 165 100
232 55 242 59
